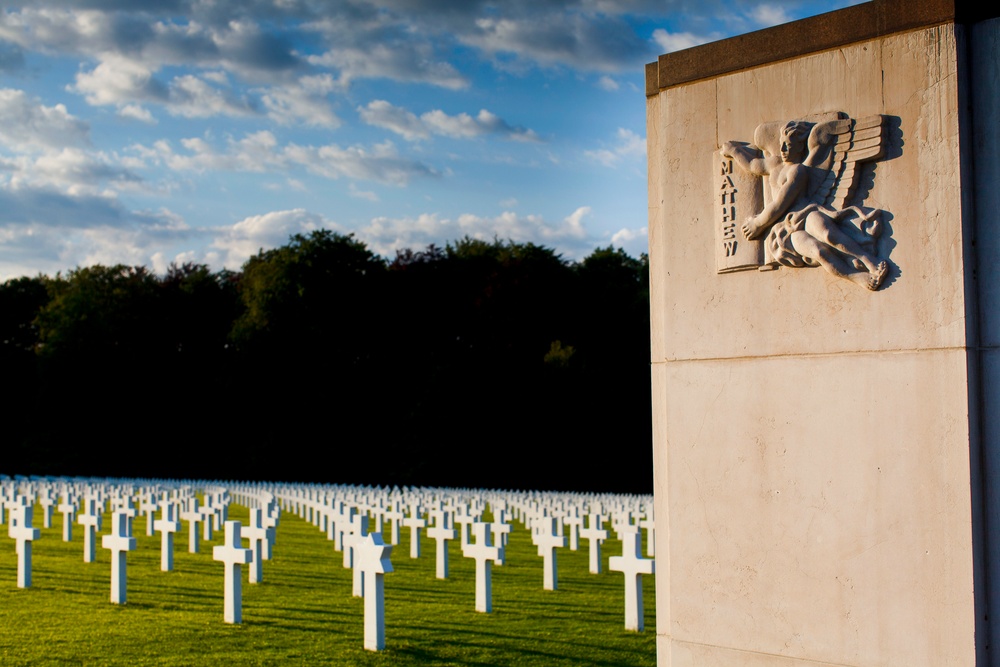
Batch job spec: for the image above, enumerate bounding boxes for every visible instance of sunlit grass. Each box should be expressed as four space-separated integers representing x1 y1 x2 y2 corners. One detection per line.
0 503 655 666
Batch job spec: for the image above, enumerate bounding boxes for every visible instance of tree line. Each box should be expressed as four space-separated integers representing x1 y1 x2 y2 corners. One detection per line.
0 231 651 493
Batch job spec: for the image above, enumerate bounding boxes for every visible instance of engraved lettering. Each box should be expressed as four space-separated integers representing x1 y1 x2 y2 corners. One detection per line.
723 240 737 256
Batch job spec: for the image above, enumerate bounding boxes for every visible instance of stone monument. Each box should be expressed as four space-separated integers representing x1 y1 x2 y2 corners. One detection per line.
646 0 1000 664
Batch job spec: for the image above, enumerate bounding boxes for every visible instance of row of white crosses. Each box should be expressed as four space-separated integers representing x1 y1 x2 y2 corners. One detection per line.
1 478 273 625
262 481 654 632
256 484 396 651
4 477 654 644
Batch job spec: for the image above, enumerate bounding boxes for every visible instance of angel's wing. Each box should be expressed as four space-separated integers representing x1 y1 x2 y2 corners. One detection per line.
804 115 885 208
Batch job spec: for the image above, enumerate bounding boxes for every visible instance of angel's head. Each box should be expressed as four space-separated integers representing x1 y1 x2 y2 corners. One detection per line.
779 121 809 163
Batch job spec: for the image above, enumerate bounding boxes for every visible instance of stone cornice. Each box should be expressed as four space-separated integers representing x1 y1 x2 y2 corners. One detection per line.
646 0 1000 95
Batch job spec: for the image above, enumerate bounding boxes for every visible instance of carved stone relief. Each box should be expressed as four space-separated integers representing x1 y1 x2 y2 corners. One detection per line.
716 112 890 290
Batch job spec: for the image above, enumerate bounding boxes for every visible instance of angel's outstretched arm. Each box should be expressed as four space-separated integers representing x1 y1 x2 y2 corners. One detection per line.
720 141 768 176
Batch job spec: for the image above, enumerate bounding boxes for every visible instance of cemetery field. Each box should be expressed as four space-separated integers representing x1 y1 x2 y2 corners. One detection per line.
0 503 655 666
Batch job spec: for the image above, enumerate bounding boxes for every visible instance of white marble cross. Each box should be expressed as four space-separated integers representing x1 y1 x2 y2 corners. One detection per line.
120 496 138 537
334 502 353 552
140 493 158 537
102 511 137 604
354 533 393 651
324 498 340 542
180 498 201 554
198 496 216 541
461 522 502 613
639 509 655 557
57 492 76 542
78 496 100 563
213 521 254 624
153 497 180 572
490 512 511 557
453 504 476 547
262 501 279 560
242 508 268 584
402 504 426 559
532 516 566 591
344 513 369 597
427 509 456 579
580 513 610 574
563 506 584 551
609 532 655 631
9 499 40 588
38 488 55 529
383 504 404 546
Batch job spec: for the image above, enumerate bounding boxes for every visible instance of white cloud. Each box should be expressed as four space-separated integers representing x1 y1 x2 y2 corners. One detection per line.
751 4 792 27
0 88 90 151
136 132 437 186
259 74 340 127
462 14 651 73
10 147 141 194
585 128 645 167
151 131 282 173
610 225 649 258
118 104 156 124
358 100 428 141
357 206 593 259
597 75 619 91
283 140 437 186
209 208 331 268
651 29 714 54
349 183 378 202
306 42 467 90
168 74 257 118
0 184 191 279
359 100 539 142
71 58 257 119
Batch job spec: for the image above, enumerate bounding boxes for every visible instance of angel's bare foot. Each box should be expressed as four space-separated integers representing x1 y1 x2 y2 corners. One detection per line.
867 261 888 291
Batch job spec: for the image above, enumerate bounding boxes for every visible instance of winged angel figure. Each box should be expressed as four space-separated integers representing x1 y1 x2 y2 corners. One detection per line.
721 114 888 290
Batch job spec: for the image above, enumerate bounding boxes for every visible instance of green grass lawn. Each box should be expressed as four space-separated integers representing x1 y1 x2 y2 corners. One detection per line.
0 502 656 666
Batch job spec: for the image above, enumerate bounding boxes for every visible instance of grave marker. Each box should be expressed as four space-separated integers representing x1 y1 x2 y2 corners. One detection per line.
57 493 75 542
8 499 39 588
344 513 369 597
154 497 180 572
242 508 268 584
580 513 609 574
609 532 655 631
140 493 158 537
102 511 137 604
38 488 55 529
402 504 426 559
198 496 215 541
78 496 100 563
462 522 502 613
181 499 201 554
427 509 456 579
354 533 393 651
532 516 566 591
213 521 253 624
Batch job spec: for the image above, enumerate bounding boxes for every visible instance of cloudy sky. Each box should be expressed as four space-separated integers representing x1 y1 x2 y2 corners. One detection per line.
0 0 864 279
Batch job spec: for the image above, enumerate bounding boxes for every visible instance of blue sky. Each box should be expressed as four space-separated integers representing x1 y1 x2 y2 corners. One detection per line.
0 0 864 278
